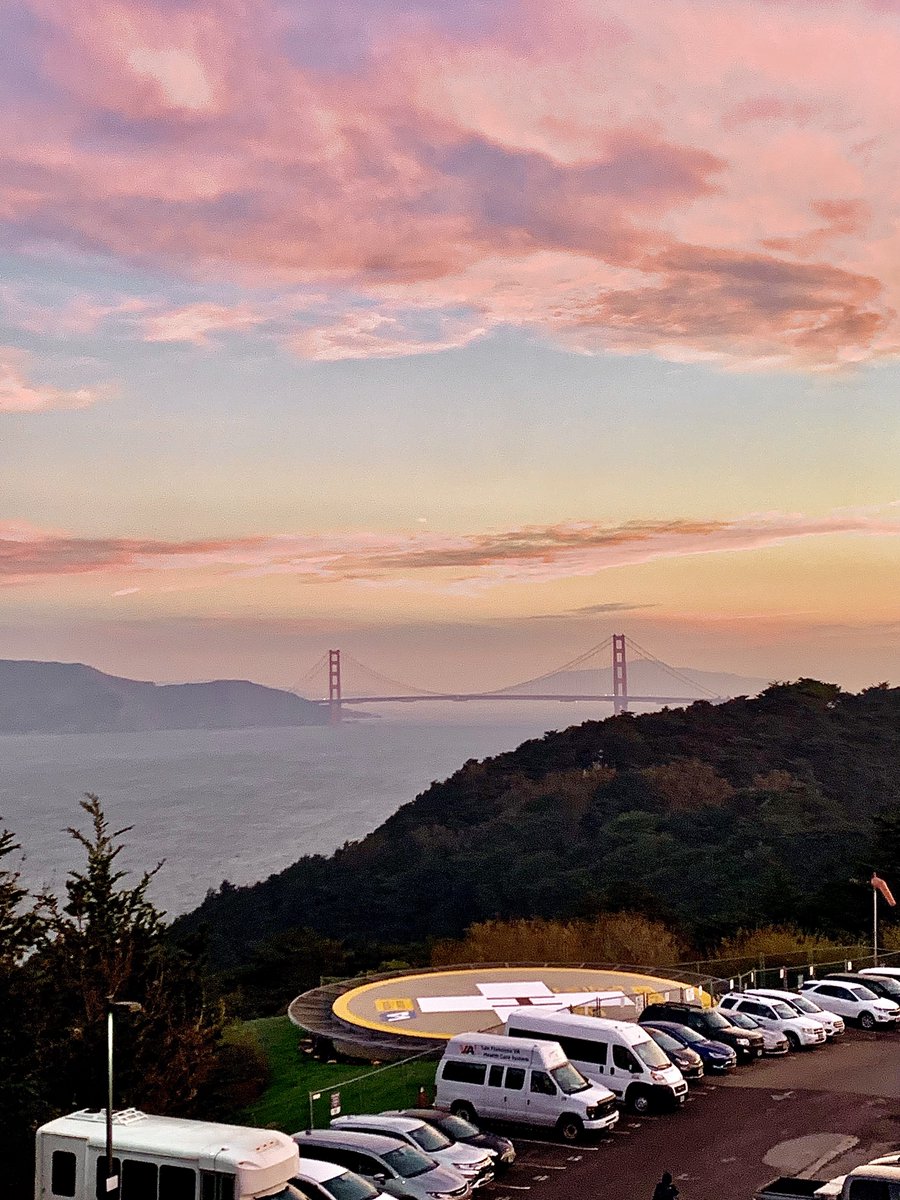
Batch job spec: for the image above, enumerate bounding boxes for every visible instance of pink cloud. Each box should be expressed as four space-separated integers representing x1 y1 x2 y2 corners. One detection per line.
2 504 899 587
140 302 264 344
5 0 900 367
0 347 112 412
290 310 488 361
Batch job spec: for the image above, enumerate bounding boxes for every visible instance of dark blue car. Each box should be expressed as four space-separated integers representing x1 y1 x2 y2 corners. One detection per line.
639 1019 737 1073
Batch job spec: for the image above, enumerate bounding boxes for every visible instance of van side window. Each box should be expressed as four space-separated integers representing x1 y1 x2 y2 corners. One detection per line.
122 1159 157 1200
201 1171 237 1200
160 1165 196 1200
505 1067 526 1090
96 1157 121 1199
488 1065 504 1087
847 1181 890 1200
530 1070 556 1095
442 1060 487 1085
612 1045 640 1072
51 1150 77 1197
562 1036 606 1065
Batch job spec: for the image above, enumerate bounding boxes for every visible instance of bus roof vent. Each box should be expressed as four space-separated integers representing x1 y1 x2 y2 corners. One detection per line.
68 1109 149 1126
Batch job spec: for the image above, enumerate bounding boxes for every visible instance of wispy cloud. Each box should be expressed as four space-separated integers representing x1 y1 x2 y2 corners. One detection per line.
0 347 113 413
2 504 899 588
4 0 900 367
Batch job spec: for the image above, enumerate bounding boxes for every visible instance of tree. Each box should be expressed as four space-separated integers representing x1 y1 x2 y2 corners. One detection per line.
1 824 50 1198
2 795 238 1198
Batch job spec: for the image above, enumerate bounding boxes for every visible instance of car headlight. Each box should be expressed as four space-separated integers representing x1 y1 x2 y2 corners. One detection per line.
736 1037 749 1046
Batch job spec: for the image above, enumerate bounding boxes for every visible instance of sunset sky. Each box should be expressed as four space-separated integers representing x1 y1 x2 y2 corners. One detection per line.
1 0 899 694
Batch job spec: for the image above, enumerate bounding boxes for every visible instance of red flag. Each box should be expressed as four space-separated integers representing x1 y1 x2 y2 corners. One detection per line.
871 873 897 907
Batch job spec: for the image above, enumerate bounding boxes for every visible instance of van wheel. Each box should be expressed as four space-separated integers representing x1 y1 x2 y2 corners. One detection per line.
451 1101 477 1123
627 1086 652 1115
859 1011 876 1031
785 1031 801 1051
557 1114 584 1143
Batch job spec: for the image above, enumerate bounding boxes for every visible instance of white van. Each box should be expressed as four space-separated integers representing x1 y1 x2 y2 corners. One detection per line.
504 1008 687 1114
859 967 900 981
35 1108 302 1200
434 1032 619 1142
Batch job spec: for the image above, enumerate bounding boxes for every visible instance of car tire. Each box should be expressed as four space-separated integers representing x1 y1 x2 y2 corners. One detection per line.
557 1114 584 1143
627 1086 652 1115
786 1031 801 1051
859 1011 876 1031
451 1101 478 1123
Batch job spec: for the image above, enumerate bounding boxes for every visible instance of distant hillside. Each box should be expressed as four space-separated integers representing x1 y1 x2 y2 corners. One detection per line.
175 680 900 968
510 661 767 700
0 660 328 733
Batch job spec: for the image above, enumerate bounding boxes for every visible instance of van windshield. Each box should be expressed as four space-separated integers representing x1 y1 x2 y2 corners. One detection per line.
383 1147 434 1178
408 1125 452 1152
550 1062 591 1094
633 1038 671 1068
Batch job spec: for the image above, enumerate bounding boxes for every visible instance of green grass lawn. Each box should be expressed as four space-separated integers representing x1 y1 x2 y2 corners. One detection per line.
239 1017 437 1132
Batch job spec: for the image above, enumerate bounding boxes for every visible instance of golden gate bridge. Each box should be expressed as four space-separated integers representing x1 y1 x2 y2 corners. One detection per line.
292 634 728 723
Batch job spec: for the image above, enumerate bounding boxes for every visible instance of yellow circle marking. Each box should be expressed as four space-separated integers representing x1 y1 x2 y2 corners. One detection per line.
331 967 707 1040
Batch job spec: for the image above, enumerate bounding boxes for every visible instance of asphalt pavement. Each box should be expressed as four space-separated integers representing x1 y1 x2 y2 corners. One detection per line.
479 1028 900 1200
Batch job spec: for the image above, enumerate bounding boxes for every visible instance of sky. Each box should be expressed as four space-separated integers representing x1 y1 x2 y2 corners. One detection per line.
1 0 899 696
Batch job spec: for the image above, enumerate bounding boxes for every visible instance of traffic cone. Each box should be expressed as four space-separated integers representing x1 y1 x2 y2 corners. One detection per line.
416 1086 429 1107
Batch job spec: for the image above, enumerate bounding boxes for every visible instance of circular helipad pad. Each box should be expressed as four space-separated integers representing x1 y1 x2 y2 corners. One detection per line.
332 965 708 1040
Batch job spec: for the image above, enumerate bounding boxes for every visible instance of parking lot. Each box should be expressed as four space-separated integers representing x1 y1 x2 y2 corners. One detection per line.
480 1028 900 1200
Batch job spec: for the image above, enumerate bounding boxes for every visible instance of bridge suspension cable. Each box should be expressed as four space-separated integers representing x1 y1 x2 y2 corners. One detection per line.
490 636 614 694
624 636 721 700
339 653 451 698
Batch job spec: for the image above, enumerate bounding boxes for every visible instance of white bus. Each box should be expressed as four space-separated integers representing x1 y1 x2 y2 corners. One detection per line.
35 1109 302 1200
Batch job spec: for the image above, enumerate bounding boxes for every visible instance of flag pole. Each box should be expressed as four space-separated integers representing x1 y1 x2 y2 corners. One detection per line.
873 883 879 964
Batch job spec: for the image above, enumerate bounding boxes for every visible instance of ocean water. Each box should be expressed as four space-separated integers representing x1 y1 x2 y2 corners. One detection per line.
0 716 559 916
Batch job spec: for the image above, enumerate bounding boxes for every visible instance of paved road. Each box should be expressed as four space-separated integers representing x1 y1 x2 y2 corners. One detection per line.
481 1029 900 1200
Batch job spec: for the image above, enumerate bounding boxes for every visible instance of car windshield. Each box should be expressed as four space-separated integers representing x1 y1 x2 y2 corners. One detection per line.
772 1002 798 1018
408 1124 452 1152
671 1025 708 1045
725 1011 758 1030
268 1189 307 1200
849 986 878 1001
633 1038 671 1068
433 1115 479 1139
646 1028 681 1053
383 1147 435 1178
867 978 900 998
700 1009 732 1030
789 995 822 1014
326 1173 381 1200
551 1062 591 1094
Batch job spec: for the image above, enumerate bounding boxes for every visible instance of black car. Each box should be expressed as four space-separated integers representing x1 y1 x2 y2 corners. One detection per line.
640 1002 765 1062
642 1024 705 1081
824 973 900 1005
392 1109 516 1172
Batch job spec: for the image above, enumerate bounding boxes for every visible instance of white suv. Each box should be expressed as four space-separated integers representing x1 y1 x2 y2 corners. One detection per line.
718 994 826 1050
743 988 845 1039
800 980 900 1029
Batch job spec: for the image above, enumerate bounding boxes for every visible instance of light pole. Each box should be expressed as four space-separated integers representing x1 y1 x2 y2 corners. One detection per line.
106 997 143 1198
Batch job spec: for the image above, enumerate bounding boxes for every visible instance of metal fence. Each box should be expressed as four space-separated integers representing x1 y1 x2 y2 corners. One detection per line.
305 1046 442 1130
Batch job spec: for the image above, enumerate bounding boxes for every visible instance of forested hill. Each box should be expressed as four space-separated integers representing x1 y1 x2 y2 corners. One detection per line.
176 681 900 967
0 659 327 732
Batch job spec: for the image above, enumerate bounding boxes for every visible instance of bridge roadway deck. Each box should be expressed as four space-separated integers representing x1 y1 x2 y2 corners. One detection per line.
312 693 721 704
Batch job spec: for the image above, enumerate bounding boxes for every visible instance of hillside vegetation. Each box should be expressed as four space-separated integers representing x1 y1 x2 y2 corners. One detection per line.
177 681 900 970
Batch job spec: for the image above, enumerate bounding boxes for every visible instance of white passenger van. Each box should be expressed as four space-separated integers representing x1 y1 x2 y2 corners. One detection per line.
503 1008 687 1114
434 1032 619 1142
35 1108 302 1200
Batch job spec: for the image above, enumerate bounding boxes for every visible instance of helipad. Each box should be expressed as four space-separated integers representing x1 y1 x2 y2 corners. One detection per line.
332 965 708 1041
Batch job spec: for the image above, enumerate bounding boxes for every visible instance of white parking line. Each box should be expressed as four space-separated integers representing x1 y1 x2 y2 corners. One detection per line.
526 1164 567 1170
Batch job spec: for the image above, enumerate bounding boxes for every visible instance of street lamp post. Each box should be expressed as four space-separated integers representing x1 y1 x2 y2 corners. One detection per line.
106 998 143 1198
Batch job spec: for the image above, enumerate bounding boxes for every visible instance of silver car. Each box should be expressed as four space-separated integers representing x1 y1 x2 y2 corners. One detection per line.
332 1115 493 1187
293 1129 471 1200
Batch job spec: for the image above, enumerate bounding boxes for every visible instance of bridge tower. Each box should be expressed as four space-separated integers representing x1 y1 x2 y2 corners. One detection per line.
328 649 342 725
612 634 629 714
